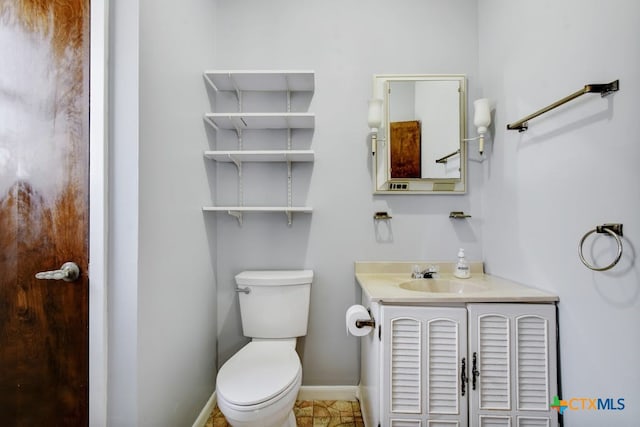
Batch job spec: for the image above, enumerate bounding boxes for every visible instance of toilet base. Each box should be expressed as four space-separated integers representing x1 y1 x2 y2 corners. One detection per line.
284 410 296 427
222 409 295 427
216 368 301 427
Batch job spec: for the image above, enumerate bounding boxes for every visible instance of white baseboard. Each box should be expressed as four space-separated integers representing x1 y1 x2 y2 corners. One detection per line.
192 385 360 426
297 385 359 401
192 391 216 427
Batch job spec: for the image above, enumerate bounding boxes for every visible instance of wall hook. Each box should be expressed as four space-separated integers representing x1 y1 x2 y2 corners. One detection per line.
449 211 471 219
373 211 392 220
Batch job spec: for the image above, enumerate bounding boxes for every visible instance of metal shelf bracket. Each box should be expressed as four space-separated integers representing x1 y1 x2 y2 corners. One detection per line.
228 210 243 226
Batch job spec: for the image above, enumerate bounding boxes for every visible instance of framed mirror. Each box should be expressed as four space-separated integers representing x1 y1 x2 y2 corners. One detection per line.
371 74 467 194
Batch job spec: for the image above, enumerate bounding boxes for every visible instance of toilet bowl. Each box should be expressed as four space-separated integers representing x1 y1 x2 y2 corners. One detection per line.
216 270 313 427
216 339 302 427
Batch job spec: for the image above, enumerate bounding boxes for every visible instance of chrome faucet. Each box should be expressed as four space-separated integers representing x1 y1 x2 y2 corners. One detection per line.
411 265 439 279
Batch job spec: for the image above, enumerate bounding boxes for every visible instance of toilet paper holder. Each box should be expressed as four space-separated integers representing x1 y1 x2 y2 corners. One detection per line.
355 309 376 329
346 305 376 337
356 319 375 328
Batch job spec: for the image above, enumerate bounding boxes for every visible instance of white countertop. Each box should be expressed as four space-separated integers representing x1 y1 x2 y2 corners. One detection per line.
355 261 558 304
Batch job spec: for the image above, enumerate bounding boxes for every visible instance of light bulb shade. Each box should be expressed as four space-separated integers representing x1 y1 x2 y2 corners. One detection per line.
368 98 383 130
473 98 491 134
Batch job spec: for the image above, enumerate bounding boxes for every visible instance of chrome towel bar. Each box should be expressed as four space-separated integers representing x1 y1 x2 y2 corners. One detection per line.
507 80 619 132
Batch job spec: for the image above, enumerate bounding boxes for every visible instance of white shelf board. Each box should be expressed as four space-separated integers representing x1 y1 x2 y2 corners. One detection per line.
202 205 312 225
204 113 315 130
204 70 314 92
204 150 315 163
202 206 312 213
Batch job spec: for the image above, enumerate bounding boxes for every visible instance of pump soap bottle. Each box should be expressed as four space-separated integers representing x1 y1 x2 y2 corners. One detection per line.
454 248 471 279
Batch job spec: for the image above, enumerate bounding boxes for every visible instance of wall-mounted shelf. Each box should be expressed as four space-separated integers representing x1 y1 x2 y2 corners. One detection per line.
204 70 315 92
202 70 315 226
204 113 315 131
204 150 315 163
202 206 312 226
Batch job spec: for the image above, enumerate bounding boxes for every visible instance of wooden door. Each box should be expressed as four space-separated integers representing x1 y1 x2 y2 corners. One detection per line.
0 1 90 425
390 120 421 179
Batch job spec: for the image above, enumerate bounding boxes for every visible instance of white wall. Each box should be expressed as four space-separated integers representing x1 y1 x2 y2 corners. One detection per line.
137 0 219 425
108 0 139 424
109 0 219 426
478 1 640 425
213 0 482 385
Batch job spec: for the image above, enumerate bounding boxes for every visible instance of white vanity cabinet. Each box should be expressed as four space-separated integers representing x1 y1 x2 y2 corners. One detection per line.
468 304 558 427
381 305 468 426
368 303 558 427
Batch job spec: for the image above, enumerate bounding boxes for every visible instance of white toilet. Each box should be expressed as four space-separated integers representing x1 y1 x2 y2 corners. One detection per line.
216 270 313 427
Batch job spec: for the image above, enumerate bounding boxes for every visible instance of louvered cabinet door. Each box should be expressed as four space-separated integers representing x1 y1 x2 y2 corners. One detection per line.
381 306 468 426
476 313 511 410
468 304 558 427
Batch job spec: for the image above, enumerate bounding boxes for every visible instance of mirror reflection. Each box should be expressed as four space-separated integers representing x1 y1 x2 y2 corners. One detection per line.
372 74 466 194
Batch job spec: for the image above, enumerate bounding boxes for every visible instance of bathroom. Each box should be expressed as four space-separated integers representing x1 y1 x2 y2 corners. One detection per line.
20 0 639 426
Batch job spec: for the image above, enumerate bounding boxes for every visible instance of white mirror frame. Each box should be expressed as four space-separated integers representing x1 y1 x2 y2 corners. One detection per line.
371 74 467 194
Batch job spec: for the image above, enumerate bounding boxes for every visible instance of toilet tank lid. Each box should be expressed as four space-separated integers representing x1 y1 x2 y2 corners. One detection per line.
235 270 313 286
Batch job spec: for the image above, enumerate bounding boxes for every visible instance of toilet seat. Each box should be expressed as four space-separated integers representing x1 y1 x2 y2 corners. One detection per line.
217 340 301 408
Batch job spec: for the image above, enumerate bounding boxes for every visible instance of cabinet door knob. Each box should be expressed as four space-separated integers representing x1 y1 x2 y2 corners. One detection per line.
472 352 480 390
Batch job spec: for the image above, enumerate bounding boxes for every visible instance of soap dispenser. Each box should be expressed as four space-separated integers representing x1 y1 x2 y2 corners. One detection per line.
454 248 470 279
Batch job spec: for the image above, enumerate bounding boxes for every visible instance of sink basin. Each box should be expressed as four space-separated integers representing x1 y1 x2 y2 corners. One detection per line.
399 278 488 294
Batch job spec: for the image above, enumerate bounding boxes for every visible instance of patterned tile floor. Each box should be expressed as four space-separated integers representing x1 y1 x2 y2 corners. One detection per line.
206 400 364 427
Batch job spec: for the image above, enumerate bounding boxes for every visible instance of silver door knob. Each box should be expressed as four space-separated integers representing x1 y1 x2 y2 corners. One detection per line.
35 262 80 282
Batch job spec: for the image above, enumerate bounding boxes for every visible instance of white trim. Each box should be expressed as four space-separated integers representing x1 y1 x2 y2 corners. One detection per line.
192 391 217 427
89 0 109 426
297 386 360 401
358 384 374 427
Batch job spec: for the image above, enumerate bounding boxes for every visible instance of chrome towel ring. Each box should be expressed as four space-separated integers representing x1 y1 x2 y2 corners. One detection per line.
578 223 623 271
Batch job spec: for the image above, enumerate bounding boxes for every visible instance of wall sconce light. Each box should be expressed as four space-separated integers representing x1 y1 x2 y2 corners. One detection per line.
464 98 492 155
368 98 383 156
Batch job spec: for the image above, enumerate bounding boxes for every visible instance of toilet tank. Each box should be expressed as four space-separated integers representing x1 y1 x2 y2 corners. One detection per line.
235 270 313 338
